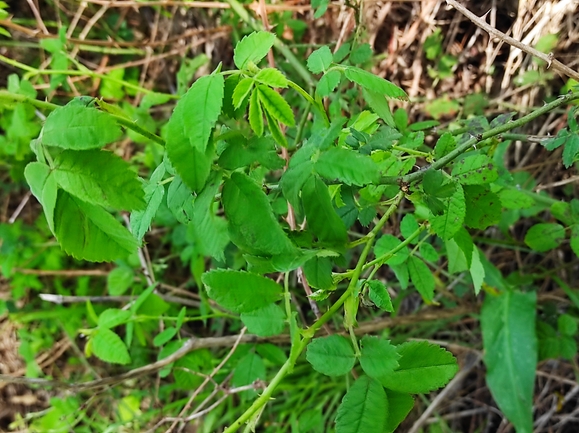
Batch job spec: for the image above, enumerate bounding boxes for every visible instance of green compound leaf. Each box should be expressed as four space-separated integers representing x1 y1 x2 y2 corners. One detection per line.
335 375 388 433
24 162 57 231
257 84 295 127
248 88 264 137
303 256 334 290
482 290 537 433
451 154 499 185
53 149 145 211
464 185 501 230
91 328 131 365
302 175 348 247
343 66 408 101
430 182 465 240
306 335 356 376
407 256 435 302
384 390 414 433
54 190 137 262
254 68 288 88
130 163 165 242
317 70 342 97
189 174 229 262
202 269 282 313
234 31 276 70
222 172 293 255
166 73 223 154
41 104 122 150
240 303 286 337
315 147 380 186
232 77 254 109
367 280 394 312
524 223 565 252
379 341 458 394
359 336 399 381
307 46 333 74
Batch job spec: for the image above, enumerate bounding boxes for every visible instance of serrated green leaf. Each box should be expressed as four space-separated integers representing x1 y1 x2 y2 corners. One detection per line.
254 68 288 88
303 256 334 290
315 147 379 186
232 77 254 109
263 106 288 147
24 162 57 231
464 185 501 229
232 352 266 399
384 390 414 433
374 235 409 266
400 214 419 240
240 303 286 336
360 336 399 380
98 308 132 328
562 133 579 168
499 188 535 210
317 70 342 97
107 267 134 296
307 46 333 74
53 149 145 211
306 335 356 376
379 341 458 393
434 132 456 160
482 290 537 433
350 43 373 64
257 84 295 127
430 182 465 240
54 190 137 262
367 280 394 312
407 256 435 302
302 175 348 247
202 269 282 313
218 136 284 171
248 88 264 136
524 223 565 252
166 175 194 224
335 375 388 433
470 247 485 295
130 164 165 242
189 174 229 261
234 31 276 69
222 172 293 255
41 104 122 149
362 88 395 127
91 328 131 365
452 154 498 185
166 73 223 153
166 140 213 193
344 66 408 100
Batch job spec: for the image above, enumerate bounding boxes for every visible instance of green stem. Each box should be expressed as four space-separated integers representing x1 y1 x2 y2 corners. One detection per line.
223 192 404 432
381 91 579 185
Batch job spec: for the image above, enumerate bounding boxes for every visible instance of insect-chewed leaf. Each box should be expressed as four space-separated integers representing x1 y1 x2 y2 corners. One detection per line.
378 341 458 394
307 46 333 74
344 66 408 101
452 154 498 185
202 269 282 313
306 335 356 376
54 190 138 262
53 149 145 211
254 68 288 88
315 147 380 186
302 175 348 247
257 84 295 127
41 104 122 149
482 290 537 433
91 328 131 365
234 31 276 70
222 172 293 255
335 375 388 433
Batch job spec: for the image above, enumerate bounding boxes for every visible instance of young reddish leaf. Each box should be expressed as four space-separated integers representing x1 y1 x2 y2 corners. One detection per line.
202 269 282 313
